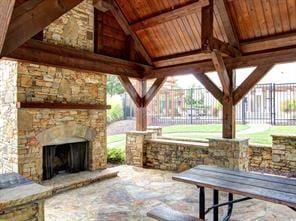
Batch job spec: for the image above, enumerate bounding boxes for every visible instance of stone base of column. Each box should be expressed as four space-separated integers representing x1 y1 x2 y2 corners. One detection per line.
272 134 296 174
147 126 162 136
125 131 156 167
207 138 249 171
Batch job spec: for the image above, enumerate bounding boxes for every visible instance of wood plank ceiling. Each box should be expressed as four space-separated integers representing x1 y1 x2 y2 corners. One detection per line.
113 0 296 67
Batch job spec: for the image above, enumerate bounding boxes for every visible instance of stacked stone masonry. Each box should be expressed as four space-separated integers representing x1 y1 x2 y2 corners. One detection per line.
0 0 107 182
126 131 295 176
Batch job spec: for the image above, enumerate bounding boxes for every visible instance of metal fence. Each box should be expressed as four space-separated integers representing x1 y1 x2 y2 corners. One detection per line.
123 83 296 126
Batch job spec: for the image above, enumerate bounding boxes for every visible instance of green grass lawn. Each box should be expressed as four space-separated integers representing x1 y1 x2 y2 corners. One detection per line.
107 124 296 148
163 124 249 134
240 126 296 144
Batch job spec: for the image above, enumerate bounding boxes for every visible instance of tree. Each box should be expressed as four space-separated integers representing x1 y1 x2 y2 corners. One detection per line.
107 75 125 96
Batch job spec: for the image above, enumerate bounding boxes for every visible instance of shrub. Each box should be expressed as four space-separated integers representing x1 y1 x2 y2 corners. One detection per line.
107 95 123 123
107 147 125 164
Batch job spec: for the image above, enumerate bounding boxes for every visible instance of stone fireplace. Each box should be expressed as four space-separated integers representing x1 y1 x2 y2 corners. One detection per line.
0 0 107 182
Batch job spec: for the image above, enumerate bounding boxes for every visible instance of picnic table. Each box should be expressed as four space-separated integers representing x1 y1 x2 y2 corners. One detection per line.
172 165 296 221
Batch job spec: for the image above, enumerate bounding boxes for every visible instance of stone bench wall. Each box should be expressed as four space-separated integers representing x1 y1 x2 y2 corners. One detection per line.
126 131 296 176
144 139 208 171
248 144 272 171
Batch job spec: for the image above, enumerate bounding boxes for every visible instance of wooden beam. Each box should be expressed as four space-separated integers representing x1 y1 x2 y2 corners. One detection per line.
193 73 223 103
145 46 296 79
211 50 230 96
215 0 239 48
17 102 111 110
94 0 153 65
222 69 235 139
240 32 296 53
233 64 274 105
143 77 166 107
131 0 209 32
136 80 147 131
1 0 83 57
212 38 241 57
6 39 149 78
118 76 143 108
0 0 15 54
201 0 213 50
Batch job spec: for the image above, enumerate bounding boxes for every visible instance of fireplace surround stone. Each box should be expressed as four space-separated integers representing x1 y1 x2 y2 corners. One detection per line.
0 0 107 182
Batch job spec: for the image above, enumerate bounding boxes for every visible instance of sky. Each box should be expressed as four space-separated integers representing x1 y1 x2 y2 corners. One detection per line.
174 62 296 89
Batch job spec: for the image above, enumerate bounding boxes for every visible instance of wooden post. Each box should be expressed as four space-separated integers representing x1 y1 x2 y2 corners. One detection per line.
136 79 147 131
222 69 236 139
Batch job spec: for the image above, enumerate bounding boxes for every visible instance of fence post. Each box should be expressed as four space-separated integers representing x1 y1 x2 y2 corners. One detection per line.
272 83 276 125
190 88 193 124
242 97 247 124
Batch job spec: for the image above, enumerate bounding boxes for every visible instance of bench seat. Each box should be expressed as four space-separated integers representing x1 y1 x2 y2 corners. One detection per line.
147 205 202 221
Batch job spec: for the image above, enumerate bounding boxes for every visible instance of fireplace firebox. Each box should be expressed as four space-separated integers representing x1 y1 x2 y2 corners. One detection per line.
43 141 89 180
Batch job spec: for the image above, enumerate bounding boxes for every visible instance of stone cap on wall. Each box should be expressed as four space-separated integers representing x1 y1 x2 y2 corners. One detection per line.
126 131 155 135
271 134 296 139
207 137 249 143
147 138 209 148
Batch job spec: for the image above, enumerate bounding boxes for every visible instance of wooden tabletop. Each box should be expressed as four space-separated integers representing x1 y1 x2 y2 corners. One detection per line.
173 165 296 208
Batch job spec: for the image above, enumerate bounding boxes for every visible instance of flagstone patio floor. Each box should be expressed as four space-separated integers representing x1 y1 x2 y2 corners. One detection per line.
45 165 296 221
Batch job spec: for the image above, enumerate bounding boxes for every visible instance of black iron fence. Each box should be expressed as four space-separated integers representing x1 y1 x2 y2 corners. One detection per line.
123 83 296 126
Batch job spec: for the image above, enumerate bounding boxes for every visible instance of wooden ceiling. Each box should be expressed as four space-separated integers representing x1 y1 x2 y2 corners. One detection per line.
111 0 296 68
1 0 296 80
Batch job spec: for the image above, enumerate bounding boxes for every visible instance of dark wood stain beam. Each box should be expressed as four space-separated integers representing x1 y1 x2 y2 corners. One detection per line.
215 0 239 48
0 0 15 54
143 77 166 107
201 0 214 51
1 0 83 56
211 50 230 96
145 47 296 79
233 64 274 105
118 75 143 107
6 39 149 78
131 0 209 32
193 73 223 103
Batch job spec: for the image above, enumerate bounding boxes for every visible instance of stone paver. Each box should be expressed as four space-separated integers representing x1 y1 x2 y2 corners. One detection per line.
45 165 296 221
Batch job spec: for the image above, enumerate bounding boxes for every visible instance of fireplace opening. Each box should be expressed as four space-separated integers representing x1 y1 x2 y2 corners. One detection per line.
43 141 88 180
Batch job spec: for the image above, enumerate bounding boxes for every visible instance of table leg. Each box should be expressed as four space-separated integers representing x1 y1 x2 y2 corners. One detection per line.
222 193 234 221
198 186 205 220
213 189 219 221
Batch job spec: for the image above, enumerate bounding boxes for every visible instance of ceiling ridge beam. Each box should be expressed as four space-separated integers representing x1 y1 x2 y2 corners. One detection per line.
0 0 15 55
131 0 209 32
94 0 153 65
1 0 84 57
233 64 274 105
215 0 239 49
194 73 223 103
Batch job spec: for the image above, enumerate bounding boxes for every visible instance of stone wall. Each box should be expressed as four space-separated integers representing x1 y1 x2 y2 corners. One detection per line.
208 138 249 171
125 132 296 176
44 0 94 52
248 144 272 171
272 135 296 174
144 139 208 171
0 60 18 174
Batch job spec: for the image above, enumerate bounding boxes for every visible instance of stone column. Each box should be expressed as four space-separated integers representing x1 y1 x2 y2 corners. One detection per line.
272 134 296 174
125 131 156 167
207 138 249 171
147 126 162 136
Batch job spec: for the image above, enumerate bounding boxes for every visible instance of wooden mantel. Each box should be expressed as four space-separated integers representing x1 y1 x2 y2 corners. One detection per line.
17 102 111 110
